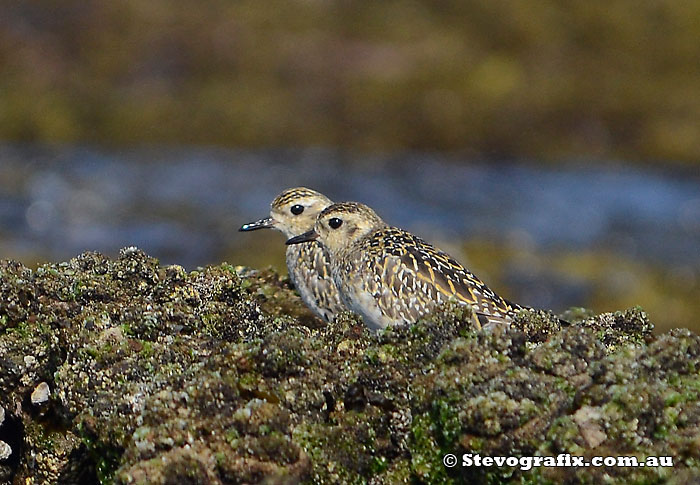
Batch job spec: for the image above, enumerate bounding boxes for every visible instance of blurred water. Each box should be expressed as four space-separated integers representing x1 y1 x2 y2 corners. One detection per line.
1 143 699 274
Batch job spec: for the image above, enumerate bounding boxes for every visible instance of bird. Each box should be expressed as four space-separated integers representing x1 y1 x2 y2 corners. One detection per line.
239 187 346 322
286 201 524 331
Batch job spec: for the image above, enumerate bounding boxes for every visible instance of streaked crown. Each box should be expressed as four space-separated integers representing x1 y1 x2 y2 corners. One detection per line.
269 187 334 238
314 202 387 255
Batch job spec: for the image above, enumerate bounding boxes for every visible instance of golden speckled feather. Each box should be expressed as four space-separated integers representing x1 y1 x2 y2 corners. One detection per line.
340 227 521 329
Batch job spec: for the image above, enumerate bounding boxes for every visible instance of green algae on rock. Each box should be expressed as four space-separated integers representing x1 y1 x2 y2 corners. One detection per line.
0 248 697 484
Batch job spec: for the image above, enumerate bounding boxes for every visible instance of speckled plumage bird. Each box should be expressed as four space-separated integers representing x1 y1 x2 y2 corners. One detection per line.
286 202 523 331
239 187 346 322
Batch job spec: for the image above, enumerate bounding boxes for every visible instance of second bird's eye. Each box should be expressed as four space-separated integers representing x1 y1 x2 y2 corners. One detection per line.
290 204 304 215
329 217 343 229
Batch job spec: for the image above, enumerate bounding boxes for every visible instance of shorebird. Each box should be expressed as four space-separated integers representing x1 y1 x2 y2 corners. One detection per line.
286 201 524 331
239 187 346 322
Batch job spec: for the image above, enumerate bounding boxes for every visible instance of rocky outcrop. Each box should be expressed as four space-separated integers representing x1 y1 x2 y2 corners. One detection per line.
2 248 696 484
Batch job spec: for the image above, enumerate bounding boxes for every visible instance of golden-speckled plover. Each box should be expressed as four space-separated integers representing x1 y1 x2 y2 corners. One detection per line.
240 187 346 322
286 201 523 331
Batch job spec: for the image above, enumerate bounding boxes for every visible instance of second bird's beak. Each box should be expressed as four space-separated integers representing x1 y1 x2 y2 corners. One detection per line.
286 230 319 245
239 217 275 231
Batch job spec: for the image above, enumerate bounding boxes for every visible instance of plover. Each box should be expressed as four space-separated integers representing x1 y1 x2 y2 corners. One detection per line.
286 201 523 331
240 187 346 322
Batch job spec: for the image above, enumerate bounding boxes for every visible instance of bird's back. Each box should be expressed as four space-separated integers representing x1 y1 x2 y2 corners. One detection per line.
336 227 520 329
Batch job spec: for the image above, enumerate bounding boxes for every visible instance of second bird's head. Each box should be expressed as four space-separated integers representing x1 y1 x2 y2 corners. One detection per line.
286 202 386 255
239 187 333 239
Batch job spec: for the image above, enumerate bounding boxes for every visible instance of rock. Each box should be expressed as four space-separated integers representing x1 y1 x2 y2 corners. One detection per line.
0 441 11 461
0 249 696 485
31 382 50 405
573 405 607 448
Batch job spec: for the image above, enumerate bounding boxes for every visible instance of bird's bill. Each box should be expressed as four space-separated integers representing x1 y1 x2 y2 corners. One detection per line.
239 217 275 231
285 230 319 245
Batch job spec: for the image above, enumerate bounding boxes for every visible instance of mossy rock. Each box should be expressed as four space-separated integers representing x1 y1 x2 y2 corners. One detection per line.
0 249 697 484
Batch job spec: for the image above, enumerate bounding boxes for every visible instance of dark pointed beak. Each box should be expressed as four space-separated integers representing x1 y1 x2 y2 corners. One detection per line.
239 217 275 232
285 230 319 245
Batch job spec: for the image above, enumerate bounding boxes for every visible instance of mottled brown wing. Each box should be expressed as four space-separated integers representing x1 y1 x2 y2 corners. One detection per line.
396 233 518 328
344 248 432 325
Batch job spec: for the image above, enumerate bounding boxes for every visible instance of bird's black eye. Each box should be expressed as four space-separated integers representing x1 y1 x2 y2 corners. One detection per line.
290 204 304 215
329 217 343 229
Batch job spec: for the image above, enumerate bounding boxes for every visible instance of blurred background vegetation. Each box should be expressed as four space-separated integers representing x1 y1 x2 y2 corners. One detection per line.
1 0 699 161
0 1 699 333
